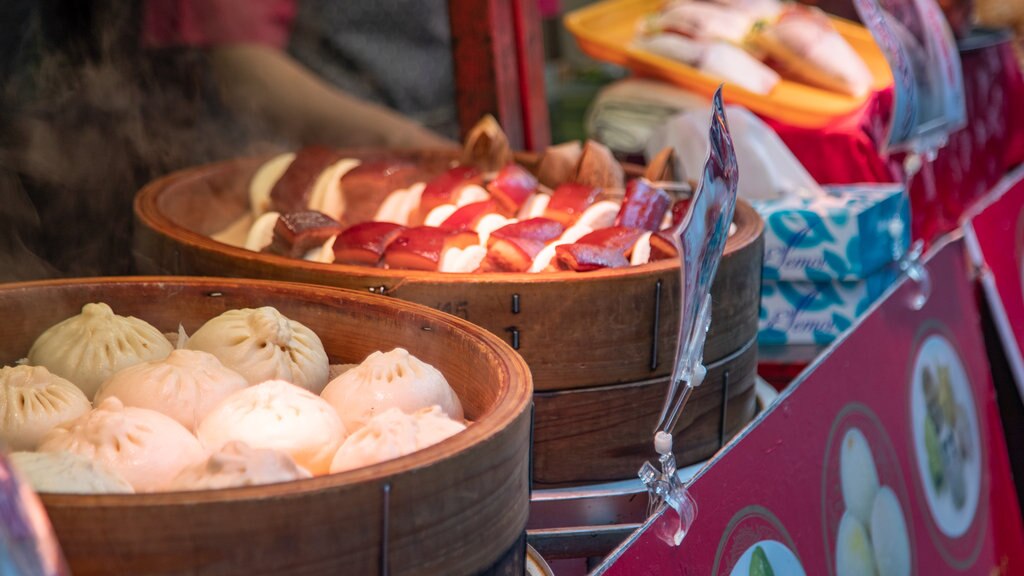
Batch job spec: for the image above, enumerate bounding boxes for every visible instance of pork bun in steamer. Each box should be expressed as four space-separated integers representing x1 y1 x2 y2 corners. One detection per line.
186 307 330 393
94 349 249 432
10 451 134 494
198 380 345 475
0 365 91 450
28 302 173 398
321 348 464 431
39 397 204 492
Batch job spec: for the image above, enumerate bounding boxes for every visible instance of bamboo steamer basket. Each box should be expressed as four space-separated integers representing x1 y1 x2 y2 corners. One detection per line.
0 277 532 576
132 150 764 484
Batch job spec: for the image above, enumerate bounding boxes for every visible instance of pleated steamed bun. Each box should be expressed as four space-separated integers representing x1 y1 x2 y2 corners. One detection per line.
321 348 463 431
94 349 249 432
330 406 466 473
0 365 91 451
186 307 330 393
39 397 204 492
10 451 134 495
197 380 345 475
164 441 312 491
28 302 173 397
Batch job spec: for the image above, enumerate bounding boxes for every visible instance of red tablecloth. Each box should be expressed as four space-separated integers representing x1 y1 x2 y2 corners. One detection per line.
764 30 1024 245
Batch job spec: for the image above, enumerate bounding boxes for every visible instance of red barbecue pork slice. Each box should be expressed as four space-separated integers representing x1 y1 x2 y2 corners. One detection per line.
338 161 425 226
669 197 693 229
575 226 645 253
479 236 549 273
487 218 566 247
486 164 538 215
333 222 407 266
649 230 679 261
554 244 630 272
614 180 672 231
416 166 482 224
440 200 499 232
269 146 343 214
384 227 478 271
265 211 343 259
552 226 644 272
543 183 600 226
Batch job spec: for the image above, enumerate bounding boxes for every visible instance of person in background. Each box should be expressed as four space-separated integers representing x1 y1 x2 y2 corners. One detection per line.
142 0 459 149
1 0 461 279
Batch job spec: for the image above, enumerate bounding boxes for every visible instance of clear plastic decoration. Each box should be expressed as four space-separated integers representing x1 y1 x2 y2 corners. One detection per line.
853 0 966 156
0 452 69 575
640 86 739 547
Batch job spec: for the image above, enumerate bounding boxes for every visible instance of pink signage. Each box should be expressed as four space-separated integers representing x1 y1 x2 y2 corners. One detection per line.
595 235 1024 575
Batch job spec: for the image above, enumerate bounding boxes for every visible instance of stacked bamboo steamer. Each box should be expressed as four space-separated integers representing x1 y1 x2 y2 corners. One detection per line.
0 277 532 575
133 140 764 486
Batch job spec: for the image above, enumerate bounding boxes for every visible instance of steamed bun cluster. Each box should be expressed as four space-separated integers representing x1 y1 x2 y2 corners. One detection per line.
2 302 466 495
835 428 911 576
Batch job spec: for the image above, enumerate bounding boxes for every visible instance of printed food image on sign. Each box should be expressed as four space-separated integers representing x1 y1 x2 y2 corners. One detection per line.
713 506 805 576
910 333 981 539
728 540 806 576
823 405 915 576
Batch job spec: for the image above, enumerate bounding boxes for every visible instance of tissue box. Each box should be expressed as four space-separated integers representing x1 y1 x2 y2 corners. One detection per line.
758 266 900 346
753 184 909 282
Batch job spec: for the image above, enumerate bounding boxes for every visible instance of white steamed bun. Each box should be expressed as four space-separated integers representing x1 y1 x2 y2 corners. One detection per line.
94 349 248 432
321 348 463 431
198 380 345 475
38 397 204 492
10 451 134 494
164 441 311 491
186 307 330 393
330 406 466 473
28 302 173 397
0 365 90 450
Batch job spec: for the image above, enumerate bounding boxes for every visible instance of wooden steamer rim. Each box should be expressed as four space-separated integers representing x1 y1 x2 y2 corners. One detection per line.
0 276 533 576
133 152 765 392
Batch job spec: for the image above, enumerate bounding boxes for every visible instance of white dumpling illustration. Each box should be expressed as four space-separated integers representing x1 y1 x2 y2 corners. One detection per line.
164 441 312 491
0 365 91 450
10 451 134 495
186 307 330 393
871 486 911 576
28 302 174 398
321 348 464 432
840 427 880 527
836 510 878 576
197 380 345 475
94 349 249 432
330 406 467 473
38 397 204 492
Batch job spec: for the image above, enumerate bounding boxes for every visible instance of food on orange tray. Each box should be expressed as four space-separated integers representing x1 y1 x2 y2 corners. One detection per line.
632 0 870 97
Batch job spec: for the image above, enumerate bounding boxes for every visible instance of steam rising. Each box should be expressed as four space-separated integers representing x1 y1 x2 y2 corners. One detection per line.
0 2 285 280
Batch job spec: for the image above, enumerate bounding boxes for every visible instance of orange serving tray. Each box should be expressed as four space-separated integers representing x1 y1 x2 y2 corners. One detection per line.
564 0 895 128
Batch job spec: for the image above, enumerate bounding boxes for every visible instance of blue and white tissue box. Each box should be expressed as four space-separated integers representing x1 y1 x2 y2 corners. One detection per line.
753 184 910 282
758 266 900 346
